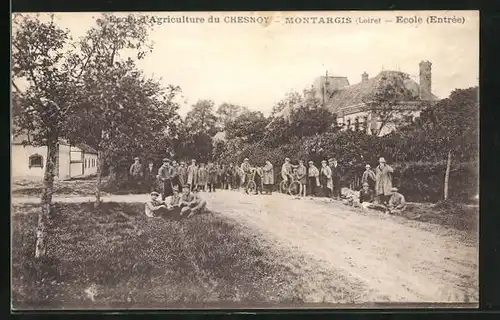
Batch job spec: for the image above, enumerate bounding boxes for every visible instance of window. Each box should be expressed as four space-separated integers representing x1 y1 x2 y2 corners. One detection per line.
85 159 87 169
28 154 43 169
354 117 360 131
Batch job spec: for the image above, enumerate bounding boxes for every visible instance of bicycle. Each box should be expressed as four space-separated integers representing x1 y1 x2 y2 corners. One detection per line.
243 168 259 194
279 174 302 196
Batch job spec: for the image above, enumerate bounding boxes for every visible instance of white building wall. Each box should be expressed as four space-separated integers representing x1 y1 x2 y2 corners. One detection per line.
70 147 83 162
58 144 71 180
11 145 47 180
337 109 420 136
70 162 84 177
83 153 98 176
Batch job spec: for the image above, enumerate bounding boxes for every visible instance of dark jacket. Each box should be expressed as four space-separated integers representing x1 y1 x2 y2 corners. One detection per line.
359 188 374 203
144 165 156 182
330 163 342 183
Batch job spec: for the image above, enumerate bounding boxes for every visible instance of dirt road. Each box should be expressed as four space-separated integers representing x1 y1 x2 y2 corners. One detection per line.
204 190 478 304
12 190 478 303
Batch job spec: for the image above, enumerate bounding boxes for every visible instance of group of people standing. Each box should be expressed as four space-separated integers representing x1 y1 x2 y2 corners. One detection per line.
133 154 407 218
278 157 343 198
130 157 249 200
355 157 406 214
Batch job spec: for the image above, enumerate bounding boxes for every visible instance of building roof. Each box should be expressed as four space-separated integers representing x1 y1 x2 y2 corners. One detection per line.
326 70 439 114
12 133 69 146
75 143 98 154
314 76 350 93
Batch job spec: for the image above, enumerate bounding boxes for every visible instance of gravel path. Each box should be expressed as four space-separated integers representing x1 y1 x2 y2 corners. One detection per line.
11 190 478 304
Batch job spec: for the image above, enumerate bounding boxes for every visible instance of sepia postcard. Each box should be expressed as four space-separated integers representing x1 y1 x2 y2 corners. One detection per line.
11 11 479 310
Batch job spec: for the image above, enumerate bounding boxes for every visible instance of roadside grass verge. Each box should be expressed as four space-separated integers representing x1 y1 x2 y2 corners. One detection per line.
12 202 372 309
403 200 478 235
11 178 105 197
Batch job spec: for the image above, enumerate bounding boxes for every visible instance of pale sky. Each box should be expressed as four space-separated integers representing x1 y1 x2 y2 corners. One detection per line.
13 11 479 116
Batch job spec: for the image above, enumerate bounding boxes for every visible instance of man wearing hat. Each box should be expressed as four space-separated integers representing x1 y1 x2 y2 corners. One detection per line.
143 159 157 193
386 187 407 215
281 158 297 184
320 160 333 197
328 158 342 200
171 160 182 193
178 161 188 188
240 158 252 194
307 161 320 196
359 182 375 208
144 191 168 217
129 157 144 193
375 157 394 205
296 160 307 197
227 162 238 190
186 159 198 191
179 184 207 218
158 158 174 201
361 164 376 190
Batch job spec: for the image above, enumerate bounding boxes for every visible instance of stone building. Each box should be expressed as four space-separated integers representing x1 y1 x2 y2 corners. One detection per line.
276 61 439 136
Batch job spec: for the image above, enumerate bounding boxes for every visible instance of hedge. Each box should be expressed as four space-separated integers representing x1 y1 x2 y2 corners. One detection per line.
219 136 478 203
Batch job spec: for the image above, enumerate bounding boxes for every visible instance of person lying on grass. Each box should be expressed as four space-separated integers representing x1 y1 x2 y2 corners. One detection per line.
179 184 207 219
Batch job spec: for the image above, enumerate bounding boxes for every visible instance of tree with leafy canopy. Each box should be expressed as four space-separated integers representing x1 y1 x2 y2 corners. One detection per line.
216 103 249 130
65 59 181 193
362 72 419 136
174 100 218 162
397 87 479 200
12 14 89 258
184 100 218 137
265 89 336 145
270 90 303 117
11 13 160 257
61 13 167 206
226 110 269 143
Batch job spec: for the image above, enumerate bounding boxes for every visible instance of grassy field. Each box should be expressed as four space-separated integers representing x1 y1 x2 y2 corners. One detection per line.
11 177 103 197
12 202 372 309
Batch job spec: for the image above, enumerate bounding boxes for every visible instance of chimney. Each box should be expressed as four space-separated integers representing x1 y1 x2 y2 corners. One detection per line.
419 61 432 100
361 72 369 83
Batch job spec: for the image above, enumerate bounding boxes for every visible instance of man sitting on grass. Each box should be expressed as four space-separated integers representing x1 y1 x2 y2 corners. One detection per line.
145 191 168 217
179 185 207 218
386 187 407 215
145 190 183 218
359 182 375 209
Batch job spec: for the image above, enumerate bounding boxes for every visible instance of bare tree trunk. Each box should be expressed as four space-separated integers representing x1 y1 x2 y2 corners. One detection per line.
95 149 103 208
35 136 57 258
444 150 452 201
107 163 118 187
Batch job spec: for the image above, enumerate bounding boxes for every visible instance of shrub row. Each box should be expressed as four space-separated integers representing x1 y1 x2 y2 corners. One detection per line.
220 134 478 203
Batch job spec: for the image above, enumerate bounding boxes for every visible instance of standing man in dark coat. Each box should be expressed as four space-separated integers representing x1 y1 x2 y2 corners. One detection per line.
171 160 182 192
329 158 342 200
143 159 157 193
207 161 218 192
158 158 174 201
227 163 236 190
